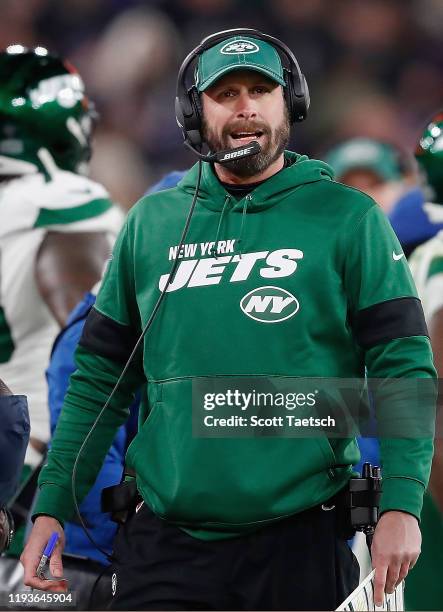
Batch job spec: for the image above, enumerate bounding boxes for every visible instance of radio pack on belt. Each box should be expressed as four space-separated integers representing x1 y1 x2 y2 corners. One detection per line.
101 467 139 525
333 462 382 546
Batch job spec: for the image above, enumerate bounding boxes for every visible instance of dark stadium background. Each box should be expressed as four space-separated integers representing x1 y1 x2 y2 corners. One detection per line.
1 0 441 208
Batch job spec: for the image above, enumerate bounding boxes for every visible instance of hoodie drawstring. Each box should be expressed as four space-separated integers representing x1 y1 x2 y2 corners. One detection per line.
236 194 251 258
211 193 252 259
211 195 231 258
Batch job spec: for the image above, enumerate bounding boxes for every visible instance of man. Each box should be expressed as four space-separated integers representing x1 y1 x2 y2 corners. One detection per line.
390 115 443 258
0 45 122 471
0 377 29 552
22 31 435 610
325 137 418 216
406 110 443 611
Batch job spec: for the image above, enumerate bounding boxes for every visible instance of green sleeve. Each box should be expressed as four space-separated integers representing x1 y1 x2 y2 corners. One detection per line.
365 339 436 520
344 203 436 520
34 218 145 524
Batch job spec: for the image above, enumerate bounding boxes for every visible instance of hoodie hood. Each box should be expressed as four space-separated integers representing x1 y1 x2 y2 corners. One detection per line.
177 151 334 213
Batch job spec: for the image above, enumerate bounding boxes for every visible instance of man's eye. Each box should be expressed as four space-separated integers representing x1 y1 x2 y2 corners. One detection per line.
254 86 269 94
222 90 236 98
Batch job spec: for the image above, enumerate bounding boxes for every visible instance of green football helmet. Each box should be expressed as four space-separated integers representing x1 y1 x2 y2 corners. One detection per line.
415 110 443 203
0 45 96 176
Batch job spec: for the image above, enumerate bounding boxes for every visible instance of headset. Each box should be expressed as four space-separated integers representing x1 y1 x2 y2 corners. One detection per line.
175 28 310 157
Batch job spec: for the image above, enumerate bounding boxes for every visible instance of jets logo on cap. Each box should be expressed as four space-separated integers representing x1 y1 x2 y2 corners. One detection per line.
220 40 259 55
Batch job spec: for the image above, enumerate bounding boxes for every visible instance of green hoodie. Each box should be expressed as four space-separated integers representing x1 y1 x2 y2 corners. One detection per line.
35 152 435 539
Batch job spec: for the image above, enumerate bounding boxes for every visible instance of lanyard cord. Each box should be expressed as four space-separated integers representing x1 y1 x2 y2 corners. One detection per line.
70 161 204 560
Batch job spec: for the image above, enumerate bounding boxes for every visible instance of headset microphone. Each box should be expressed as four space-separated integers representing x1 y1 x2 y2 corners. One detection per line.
183 139 261 163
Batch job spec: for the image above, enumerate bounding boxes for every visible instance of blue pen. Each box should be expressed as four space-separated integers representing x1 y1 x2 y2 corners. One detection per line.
36 532 59 579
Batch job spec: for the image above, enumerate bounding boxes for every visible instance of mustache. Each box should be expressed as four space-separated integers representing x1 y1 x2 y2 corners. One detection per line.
222 120 271 139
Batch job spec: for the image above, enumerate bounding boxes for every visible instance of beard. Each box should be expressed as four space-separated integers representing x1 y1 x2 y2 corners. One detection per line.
202 106 291 178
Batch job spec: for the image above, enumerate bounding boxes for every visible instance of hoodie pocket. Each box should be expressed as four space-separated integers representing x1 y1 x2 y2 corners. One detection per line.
126 383 162 468
126 378 347 526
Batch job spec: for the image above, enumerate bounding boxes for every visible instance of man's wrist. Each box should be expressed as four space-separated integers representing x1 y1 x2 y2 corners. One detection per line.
379 508 420 524
32 513 64 528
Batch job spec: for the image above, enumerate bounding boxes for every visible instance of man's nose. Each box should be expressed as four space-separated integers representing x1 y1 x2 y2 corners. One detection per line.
234 92 257 120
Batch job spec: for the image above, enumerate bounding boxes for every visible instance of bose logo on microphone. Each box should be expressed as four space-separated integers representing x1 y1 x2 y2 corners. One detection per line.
219 146 255 161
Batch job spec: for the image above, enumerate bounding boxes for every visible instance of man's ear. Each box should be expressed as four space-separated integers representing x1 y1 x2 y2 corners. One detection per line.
200 91 209 111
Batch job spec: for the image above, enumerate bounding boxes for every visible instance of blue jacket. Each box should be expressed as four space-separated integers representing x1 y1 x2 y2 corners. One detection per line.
0 394 29 507
147 171 186 194
389 187 443 256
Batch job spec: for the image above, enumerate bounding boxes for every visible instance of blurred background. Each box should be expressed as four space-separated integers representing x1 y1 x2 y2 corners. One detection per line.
2 0 441 209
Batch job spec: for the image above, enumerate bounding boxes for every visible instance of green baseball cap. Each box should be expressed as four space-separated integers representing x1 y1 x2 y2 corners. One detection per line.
325 139 402 182
195 35 286 92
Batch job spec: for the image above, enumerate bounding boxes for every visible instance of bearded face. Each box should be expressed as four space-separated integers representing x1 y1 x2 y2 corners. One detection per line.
202 100 290 178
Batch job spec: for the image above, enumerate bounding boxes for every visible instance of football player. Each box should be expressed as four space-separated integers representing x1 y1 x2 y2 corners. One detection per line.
0 45 122 471
407 111 443 611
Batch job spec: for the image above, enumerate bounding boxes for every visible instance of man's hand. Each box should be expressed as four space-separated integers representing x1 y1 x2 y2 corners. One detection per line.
371 510 421 606
20 516 67 592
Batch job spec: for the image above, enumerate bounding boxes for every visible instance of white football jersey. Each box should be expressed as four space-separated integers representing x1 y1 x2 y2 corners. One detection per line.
409 228 443 322
0 168 123 465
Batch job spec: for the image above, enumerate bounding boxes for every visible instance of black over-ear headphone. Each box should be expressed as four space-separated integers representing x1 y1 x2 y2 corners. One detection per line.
175 28 310 152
